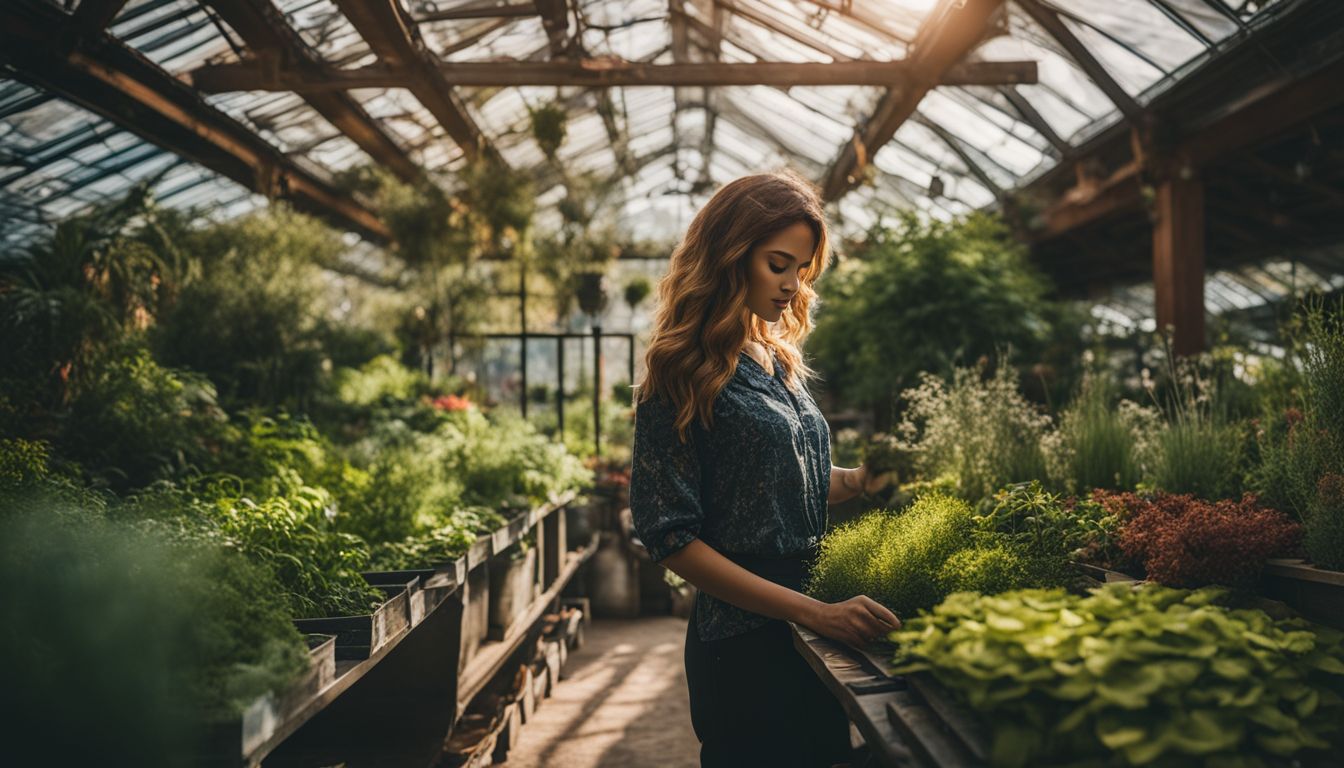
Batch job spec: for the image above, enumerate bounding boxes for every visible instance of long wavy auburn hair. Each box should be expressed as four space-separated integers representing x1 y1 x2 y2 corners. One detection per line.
634 170 831 443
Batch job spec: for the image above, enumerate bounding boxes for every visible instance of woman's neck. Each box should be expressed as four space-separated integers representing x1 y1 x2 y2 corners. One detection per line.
743 339 774 375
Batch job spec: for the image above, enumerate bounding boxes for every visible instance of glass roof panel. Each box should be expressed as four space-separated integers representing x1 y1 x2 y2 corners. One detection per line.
1 0 1310 274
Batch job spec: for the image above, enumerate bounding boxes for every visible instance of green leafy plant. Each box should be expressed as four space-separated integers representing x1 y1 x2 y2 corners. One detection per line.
120 481 383 619
153 207 341 408
0 184 181 409
61 345 223 490
333 433 464 545
439 408 591 510
1145 341 1246 500
332 354 430 408
1306 473 1344 571
809 212 1065 415
936 543 1060 596
368 506 507 571
1 480 310 766
1044 372 1152 493
623 276 652 314
890 584 1344 767
977 481 1115 574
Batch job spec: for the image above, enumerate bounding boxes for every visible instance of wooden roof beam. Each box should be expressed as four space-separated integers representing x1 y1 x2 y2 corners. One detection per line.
414 1 537 22
188 58 1038 90
715 0 853 62
206 0 422 183
821 0 1007 201
1031 55 1344 242
692 0 725 189
534 0 571 58
0 0 389 241
669 0 692 182
63 0 130 50
331 0 491 160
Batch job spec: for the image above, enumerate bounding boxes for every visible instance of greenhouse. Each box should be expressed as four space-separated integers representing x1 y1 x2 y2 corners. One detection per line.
3 0 1344 766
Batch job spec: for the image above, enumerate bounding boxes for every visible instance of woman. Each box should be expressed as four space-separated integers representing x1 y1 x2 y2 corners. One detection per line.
629 170 900 767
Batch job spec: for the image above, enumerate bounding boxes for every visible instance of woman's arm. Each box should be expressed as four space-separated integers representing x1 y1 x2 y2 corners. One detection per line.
661 538 900 647
828 465 865 505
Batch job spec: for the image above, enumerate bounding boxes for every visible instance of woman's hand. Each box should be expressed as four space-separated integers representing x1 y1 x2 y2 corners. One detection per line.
801 595 902 649
857 461 896 496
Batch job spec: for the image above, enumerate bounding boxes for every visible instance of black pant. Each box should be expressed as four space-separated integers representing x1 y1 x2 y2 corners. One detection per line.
684 616 852 768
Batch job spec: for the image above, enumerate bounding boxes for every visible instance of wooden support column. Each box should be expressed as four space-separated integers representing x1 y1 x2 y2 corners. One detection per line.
1152 175 1206 355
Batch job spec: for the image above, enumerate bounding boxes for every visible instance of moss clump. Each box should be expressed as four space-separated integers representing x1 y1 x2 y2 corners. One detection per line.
937 543 1062 596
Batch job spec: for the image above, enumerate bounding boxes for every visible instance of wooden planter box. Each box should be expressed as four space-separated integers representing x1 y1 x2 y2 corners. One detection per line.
459 560 491 673
1070 561 1140 583
292 585 411 661
488 545 538 640
565 502 595 550
362 573 431 625
200 633 337 763
1261 559 1344 631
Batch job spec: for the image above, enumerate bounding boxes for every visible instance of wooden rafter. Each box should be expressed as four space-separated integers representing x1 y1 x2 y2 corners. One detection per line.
534 0 571 58
188 58 1038 91
716 0 853 61
64 0 129 49
1034 55 1344 241
0 0 389 241
1015 0 1142 121
692 0 725 189
1000 84 1070 156
414 1 537 22
206 0 421 183
796 0 913 45
914 114 1003 198
821 0 1006 201
669 0 692 182
440 18 515 56
330 0 491 160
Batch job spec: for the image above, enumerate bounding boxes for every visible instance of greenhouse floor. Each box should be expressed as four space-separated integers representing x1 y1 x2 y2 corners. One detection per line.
500 616 700 768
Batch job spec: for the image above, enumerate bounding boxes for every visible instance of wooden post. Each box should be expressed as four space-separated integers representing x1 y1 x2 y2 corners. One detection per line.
1152 175 1205 356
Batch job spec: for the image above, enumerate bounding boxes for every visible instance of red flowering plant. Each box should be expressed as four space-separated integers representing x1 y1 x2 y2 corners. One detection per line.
1113 491 1302 588
428 393 473 412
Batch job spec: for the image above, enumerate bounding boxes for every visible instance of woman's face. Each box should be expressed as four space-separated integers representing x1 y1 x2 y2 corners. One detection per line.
744 220 815 323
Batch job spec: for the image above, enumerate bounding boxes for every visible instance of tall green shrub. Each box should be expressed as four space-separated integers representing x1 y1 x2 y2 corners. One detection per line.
153 207 340 408
1145 346 1245 499
809 212 1064 414
1044 373 1153 493
898 362 1049 505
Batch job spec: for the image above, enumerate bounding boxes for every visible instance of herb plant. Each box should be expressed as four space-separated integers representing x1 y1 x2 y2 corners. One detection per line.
1111 492 1301 588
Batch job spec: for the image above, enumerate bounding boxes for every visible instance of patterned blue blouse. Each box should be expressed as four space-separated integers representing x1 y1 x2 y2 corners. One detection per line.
630 348 832 641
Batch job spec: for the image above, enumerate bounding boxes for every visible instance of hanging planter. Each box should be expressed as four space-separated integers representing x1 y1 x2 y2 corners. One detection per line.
529 101 568 160
575 271 610 317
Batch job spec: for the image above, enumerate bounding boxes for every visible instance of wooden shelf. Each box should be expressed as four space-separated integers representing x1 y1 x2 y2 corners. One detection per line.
228 491 582 767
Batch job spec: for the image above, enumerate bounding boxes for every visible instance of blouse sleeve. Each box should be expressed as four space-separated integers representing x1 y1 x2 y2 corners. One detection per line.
629 393 704 563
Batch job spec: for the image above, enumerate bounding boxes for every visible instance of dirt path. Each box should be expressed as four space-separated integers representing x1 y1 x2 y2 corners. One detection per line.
501 616 700 768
